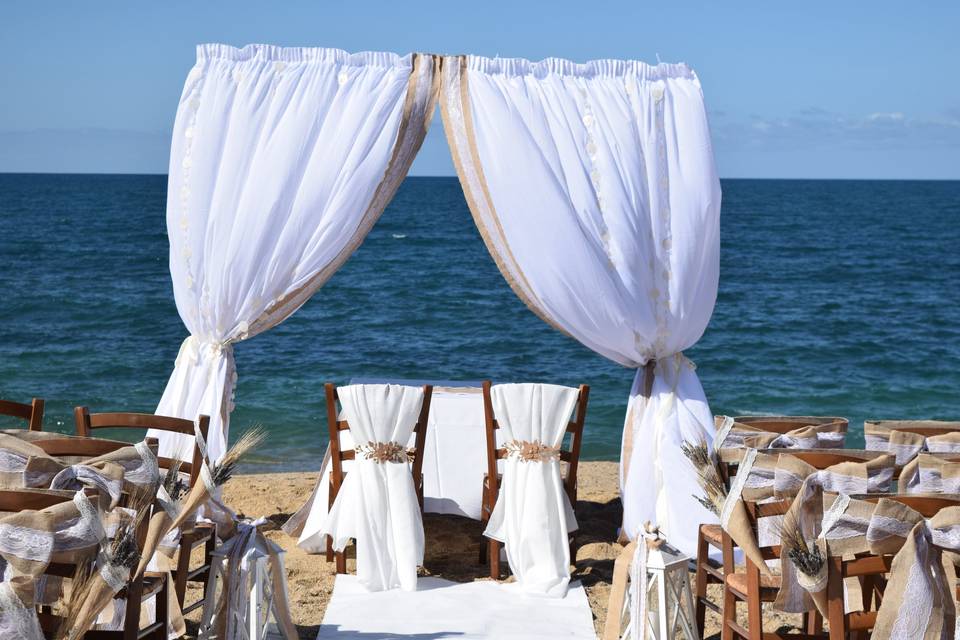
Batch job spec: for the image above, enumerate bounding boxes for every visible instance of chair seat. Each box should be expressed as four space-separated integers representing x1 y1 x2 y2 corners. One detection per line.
700 523 723 546
725 571 781 599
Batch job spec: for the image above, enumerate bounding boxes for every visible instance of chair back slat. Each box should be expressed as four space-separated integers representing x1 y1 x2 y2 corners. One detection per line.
74 407 208 489
732 415 848 434
0 397 44 431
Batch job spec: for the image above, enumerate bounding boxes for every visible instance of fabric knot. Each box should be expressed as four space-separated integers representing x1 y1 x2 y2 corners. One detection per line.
504 440 561 462
355 441 407 464
174 335 234 368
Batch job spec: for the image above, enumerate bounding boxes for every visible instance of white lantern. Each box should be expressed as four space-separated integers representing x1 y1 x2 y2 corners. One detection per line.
605 523 699 640
198 522 298 640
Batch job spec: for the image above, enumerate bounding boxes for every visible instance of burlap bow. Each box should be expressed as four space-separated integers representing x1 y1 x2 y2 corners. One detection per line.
898 453 960 494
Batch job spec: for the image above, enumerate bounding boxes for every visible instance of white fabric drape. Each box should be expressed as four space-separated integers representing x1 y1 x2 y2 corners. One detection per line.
440 55 721 556
485 383 580 597
151 45 438 460
322 384 426 592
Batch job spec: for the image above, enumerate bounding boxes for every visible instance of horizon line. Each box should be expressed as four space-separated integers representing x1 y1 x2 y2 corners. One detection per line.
1 171 958 183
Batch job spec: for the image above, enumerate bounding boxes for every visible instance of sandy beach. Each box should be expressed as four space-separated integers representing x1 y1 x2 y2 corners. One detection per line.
181 461 626 638
179 461 799 640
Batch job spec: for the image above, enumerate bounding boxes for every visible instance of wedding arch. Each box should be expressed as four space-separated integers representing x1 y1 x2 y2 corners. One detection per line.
149 44 721 553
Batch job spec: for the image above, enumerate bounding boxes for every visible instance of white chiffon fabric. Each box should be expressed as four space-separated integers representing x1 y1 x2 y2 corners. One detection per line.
322 384 426 592
151 44 438 461
441 55 721 555
485 383 580 597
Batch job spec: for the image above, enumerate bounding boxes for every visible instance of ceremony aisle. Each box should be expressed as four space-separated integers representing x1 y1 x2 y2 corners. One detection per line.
191 462 625 638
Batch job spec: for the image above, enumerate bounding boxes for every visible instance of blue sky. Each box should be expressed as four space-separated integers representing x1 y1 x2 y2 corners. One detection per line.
1 2 958 178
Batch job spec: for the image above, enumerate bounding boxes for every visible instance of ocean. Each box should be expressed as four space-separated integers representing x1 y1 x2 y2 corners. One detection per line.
1 175 958 472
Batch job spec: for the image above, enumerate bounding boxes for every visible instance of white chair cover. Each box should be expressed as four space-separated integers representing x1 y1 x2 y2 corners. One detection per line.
150 45 438 461
440 55 721 555
322 384 425 592
485 383 580 597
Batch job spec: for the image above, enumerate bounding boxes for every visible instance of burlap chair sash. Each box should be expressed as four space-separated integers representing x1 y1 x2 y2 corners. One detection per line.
0 490 103 578
872 506 960 639
715 416 847 462
898 454 960 494
866 423 960 465
0 435 158 507
772 455 896 614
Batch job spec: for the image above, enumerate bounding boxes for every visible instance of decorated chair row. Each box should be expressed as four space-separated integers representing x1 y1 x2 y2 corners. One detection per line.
0 409 217 620
318 380 589 598
694 416 960 639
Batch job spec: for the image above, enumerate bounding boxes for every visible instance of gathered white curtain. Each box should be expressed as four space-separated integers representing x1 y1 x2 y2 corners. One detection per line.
151 44 439 461
440 54 721 555
485 383 579 597
322 384 426 592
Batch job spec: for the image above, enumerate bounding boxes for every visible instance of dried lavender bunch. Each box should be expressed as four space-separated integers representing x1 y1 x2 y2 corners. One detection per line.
779 521 824 577
162 456 188 501
681 438 727 516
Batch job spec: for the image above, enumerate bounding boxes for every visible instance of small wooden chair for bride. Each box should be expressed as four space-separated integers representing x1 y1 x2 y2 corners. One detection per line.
478 380 590 579
0 396 44 430
73 409 214 614
323 382 433 574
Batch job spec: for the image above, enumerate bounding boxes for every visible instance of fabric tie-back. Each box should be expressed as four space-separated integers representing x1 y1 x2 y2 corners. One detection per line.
484 383 580 597
439 54 721 554
151 44 439 461
321 384 425 592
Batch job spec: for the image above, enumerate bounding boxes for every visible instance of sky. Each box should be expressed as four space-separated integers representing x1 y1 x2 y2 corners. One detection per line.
1 2 958 179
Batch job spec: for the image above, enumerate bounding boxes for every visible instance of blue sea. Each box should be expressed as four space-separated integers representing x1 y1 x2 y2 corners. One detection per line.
0 175 958 472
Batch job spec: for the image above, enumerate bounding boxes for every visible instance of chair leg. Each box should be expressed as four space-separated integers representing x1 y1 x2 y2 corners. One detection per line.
489 538 501 580
174 542 190 608
694 528 709 639
326 534 334 563
335 548 347 575
720 583 736 640
154 573 170 640
746 565 763 640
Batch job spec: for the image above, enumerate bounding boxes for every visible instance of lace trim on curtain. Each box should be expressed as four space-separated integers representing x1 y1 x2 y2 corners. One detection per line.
197 43 414 69
464 55 696 82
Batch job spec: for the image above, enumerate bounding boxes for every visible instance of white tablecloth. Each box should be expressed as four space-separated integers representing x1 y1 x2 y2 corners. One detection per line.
290 379 491 553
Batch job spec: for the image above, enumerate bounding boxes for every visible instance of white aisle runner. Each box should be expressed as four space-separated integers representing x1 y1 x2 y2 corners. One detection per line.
317 576 597 639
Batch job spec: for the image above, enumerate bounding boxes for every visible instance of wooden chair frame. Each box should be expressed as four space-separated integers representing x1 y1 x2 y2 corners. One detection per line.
0 488 169 640
824 493 960 639
0 397 44 431
719 450 891 640
323 382 434 574
73 408 214 615
478 380 590 579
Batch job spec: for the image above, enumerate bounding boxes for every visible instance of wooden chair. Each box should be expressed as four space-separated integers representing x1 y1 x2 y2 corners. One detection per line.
478 380 590 579
693 415 848 639
323 382 433 574
719 450 886 640
825 493 960 639
73 408 214 615
0 488 169 640
0 396 44 430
